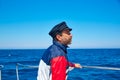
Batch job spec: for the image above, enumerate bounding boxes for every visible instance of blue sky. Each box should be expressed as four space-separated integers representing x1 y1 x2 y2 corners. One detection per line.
0 0 120 49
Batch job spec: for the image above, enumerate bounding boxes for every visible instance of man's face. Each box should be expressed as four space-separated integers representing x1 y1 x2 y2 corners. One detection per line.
59 29 72 45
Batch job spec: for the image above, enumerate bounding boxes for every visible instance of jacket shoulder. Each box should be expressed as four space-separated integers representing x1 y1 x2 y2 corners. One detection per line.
48 45 65 59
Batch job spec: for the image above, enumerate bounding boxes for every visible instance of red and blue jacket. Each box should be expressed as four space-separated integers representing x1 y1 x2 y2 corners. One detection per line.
37 41 75 80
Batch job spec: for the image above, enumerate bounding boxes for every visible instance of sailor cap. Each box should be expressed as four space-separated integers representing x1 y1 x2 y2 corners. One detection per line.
49 21 72 38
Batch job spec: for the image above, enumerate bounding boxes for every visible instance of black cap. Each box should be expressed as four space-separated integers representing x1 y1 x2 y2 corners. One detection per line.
49 21 72 38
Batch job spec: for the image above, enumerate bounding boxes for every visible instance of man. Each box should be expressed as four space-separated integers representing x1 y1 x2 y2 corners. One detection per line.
37 21 82 80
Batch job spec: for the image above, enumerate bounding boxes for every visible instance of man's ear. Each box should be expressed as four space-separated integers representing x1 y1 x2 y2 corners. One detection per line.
56 34 62 41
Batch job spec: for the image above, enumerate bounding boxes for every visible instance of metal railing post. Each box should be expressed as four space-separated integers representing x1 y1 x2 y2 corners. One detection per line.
0 65 4 80
16 63 38 80
16 64 19 80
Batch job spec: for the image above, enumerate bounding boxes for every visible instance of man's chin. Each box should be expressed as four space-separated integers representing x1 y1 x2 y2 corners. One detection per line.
68 41 72 45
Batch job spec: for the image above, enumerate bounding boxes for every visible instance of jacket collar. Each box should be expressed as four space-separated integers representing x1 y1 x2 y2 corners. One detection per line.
53 40 68 53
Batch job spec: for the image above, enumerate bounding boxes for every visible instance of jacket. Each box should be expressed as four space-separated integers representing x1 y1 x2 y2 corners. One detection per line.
37 41 75 80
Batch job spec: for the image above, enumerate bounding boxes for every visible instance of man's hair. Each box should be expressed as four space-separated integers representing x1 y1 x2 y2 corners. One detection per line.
53 32 62 41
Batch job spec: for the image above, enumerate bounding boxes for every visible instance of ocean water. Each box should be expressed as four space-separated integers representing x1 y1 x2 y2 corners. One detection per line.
0 49 120 80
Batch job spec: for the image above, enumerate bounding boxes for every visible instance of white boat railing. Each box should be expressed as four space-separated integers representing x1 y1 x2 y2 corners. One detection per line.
15 63 120 80
82 65 120 71
16 63 38 80
0 63 119 80
0 65 4 80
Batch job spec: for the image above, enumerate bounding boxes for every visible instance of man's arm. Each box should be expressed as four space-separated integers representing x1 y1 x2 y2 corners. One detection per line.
68 62 82 68
50 56 67 80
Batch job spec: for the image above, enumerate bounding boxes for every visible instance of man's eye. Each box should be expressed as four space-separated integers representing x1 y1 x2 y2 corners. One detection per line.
67 33 71 35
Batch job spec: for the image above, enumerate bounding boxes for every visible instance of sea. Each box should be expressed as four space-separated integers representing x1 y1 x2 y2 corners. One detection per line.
0 49 120 80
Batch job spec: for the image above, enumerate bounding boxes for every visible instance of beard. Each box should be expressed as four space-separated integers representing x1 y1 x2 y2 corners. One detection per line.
62 37 72 45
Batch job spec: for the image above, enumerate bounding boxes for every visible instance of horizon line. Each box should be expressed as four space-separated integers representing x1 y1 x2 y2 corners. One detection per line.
0 48 120 50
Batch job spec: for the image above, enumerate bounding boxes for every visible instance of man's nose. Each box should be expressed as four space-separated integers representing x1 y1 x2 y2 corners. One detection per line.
70 34 72 37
